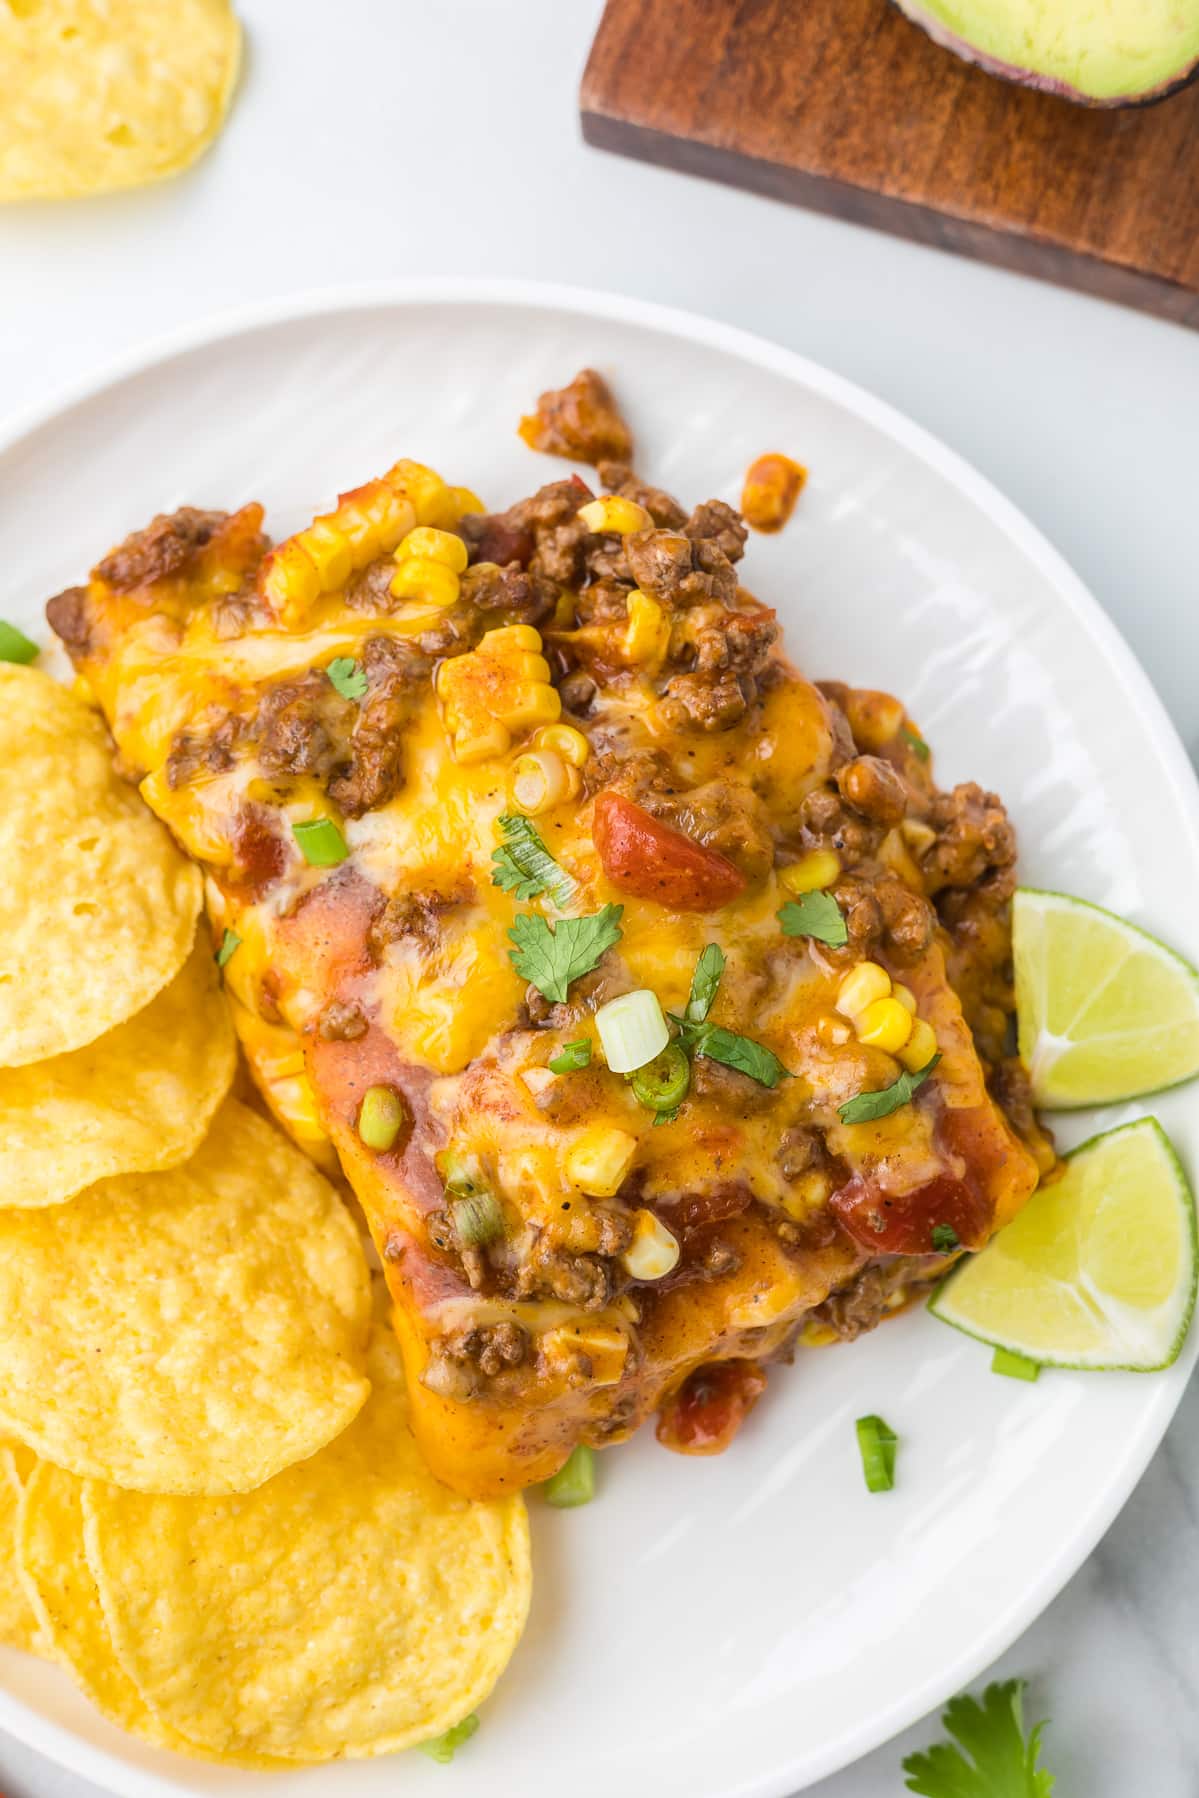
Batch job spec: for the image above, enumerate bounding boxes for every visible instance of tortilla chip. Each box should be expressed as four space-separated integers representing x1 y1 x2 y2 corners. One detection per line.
0 936 236 1207
83 1329 530 1761
0 667 201 1066
0 0 241 201
0 1100 371 1493
0 1446 45 1655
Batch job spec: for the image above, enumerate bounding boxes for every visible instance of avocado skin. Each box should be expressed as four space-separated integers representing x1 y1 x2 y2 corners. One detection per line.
892 0 1199 109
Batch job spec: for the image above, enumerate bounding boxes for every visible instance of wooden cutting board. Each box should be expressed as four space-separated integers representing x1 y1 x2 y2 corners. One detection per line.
580 0 1199 330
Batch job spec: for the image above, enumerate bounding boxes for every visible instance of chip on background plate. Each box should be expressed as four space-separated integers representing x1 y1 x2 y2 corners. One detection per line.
0 0 241 201
17 1458 287 1766
82 1328 531 1763
0 667 202 1066
0 1445 45 1656
0 936 236 1207
0 1099 371 1493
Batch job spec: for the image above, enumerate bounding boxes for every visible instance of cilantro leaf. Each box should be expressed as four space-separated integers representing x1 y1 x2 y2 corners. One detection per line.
838 1053 940 1124
685 943 726 1024
683 1022 791 1090
901 725 931 763
507 905 623 1005
491 815 576 908
778 891 848 947
903 1679 1055 1797
931 1223 960 1254
326 656 368 702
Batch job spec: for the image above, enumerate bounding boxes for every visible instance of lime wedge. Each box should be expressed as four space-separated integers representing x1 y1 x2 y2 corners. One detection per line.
930 1117 1196 1371
1014 888 1199 1109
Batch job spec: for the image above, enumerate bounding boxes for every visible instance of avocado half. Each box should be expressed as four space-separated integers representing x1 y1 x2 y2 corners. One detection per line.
894 0 1199 106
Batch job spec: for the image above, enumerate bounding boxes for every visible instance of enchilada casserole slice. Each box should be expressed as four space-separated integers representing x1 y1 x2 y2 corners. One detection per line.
47 383 1049 1498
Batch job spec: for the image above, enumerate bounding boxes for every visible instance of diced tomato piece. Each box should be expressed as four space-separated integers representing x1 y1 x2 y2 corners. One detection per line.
593 793 746 911
829 1171 991 1256
656 1360 767 1456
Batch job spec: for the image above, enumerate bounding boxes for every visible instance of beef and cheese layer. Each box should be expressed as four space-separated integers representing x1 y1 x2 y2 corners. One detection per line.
47 381 1049 1498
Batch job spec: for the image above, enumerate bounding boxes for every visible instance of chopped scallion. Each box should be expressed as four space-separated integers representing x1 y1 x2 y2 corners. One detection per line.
452 1192 505 1249
543 1444 596 1509
419 1713 480 1763
855 1414 898 1493
357 1085 406 1152
292 816 349 867
595 988 669 1074
215 928 241 968
630 1043 691 1115
549 1039 592 1074
0 621 38 665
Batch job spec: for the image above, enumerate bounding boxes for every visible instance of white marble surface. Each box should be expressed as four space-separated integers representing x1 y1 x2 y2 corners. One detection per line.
1 2 1197 1793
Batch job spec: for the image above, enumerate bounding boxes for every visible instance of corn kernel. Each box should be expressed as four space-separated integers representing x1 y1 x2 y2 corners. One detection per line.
780 849 841 895
623 1208 680 1281
900 818 937 856
892 983 917 1014
515 685 562 728
397 525 469 573
385 459 458 528
815 1011 852 1048
542 1324 629 1386
261 540 321 618
509 749 580 815
486 624 542 655
453 719 512 763
336 500 377 557
846 689 905 751
301 519 353 589
855 997 915 1055
533 723 590 767
577 495 654 536
898 1016 938 1073
390 558 460 609
371 490 417 553
450 485 486 518
623 590 671 667
566 1126 637 1199
836 961 891 1018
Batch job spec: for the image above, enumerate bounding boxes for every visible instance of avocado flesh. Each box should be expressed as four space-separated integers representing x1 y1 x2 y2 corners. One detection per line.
896 0 1199 104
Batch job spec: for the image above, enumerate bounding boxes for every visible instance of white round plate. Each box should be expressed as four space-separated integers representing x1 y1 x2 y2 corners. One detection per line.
1 282 1196 1798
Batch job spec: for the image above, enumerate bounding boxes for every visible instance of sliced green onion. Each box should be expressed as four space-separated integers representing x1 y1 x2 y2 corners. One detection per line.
215 928 241 968
630 1043 691 1115
292 816 349 867
901 725 930 762
549 1039 592 1074
595 988 668 1074
0 621 38 665
419 1713 480 1763
452 1192 505 1249
992 1347 1041 1383
357 1085 406 1152
855 1414 898 1493
543 1444 596 1508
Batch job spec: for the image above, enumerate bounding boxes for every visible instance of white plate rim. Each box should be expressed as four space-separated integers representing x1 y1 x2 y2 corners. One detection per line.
1 276 1197 1798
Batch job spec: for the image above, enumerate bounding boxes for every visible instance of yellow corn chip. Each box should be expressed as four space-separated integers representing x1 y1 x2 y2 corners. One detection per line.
0 0 241 201
0 1099 371 1493
0 936 236 1207
83 1329 531 1761
0 1445 45 1656
0 667 201 1066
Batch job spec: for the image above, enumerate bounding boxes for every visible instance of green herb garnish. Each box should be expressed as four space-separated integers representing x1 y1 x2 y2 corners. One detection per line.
992 1348 1041 1383
0 621 38 665
855 1414 898 1493
549 1039 592 1074
901 725 931 763
930 1223 960 1255
685 943 726 1024
903 1679 1055 1796
491 814 576 908
778 890 848 947
838 1053 940 1124
215 928 241 968
419 1713 480 1764
507 904 623 1005
326 656 368 701
452 1192 505 1249
292 816 349 867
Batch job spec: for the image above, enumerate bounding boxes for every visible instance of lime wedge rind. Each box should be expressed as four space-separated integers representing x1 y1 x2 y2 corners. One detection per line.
1014 888 1199 1111
929 1117 1197 1373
